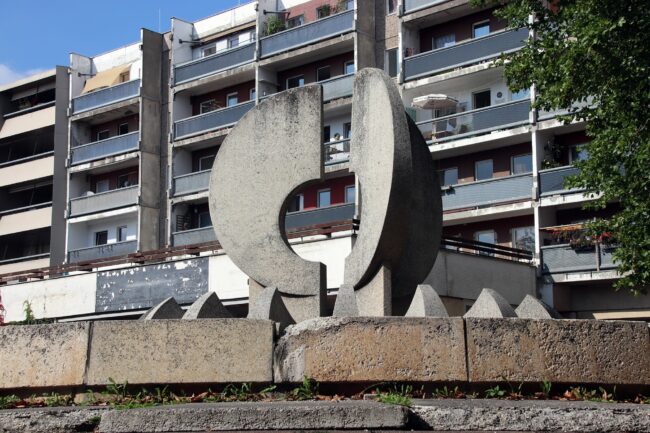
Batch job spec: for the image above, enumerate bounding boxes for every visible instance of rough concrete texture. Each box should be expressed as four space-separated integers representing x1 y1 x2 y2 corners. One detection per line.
466 318 650 384
405 284 449 317
274 317 466 383
182 292 232 319
86 319 274 385
247 286 295 331
464 288 517 318
140 296 184 320
354 264 392 316
98 401 408 432
411 399 650 432
0 406 106 433
0 322 89 389
210 85 326 323
515 294 563 319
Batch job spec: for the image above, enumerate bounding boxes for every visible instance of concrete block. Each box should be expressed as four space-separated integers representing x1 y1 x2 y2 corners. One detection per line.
247 286 295 331
140 297 184 320
464 288 516 318
515 294 562 319
274 317 466 383
466 318 650 385
183 292 231 319
0 322 89 389
86 319 274 386
405 284 449 317
0 407 107 433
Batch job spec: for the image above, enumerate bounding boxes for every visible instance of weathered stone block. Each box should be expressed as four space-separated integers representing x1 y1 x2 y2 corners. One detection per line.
274 317 466 382
0 322 89 389
466 318 650 385
86 319 274 386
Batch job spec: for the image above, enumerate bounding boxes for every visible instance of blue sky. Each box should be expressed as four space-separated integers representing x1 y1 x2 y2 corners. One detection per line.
0 0 245 85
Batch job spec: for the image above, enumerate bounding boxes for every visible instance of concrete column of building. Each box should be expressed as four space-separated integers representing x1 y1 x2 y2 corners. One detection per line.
354 0 377 70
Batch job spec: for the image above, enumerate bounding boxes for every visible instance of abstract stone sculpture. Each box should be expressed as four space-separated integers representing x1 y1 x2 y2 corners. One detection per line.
515 295 563 319
405 284 449 317
140 297 184 320
183 292 232 319
464 288 517 318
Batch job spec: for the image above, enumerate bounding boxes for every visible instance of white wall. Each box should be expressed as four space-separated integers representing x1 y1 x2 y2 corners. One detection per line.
171 18 194 66
193 2 258 40
86 215 138 246
323 113 352 140
92 42 142 75
69 53 92 99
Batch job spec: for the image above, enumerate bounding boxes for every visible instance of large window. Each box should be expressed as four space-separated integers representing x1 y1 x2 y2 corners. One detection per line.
512 226 535 252
512 154 532 174
318 189 331 208
475 159 493 181
473 90 491 109
286 75 305 89
434 34 456 49
440 168 458 186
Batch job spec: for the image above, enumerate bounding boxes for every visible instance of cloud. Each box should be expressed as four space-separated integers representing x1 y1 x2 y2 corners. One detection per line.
0 64 49 86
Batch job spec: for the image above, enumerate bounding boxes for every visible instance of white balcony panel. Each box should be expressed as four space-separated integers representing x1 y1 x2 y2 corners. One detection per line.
0 155 54 188
0 206 52 237
0 106 55 140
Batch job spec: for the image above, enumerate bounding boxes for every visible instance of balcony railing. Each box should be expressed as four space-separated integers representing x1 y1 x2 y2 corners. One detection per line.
69 186 139 217
68 240 137 264
539 166 584 196
285 203 355 230
542 243 617 274
403 0 445 14
442 173 533 211
174 100 255 141
260 10 355 58
173 170 211 196
404 28 528 81
0 252 50 266
70 131 139 165
71 79 140 114
172 226 217 247
322 73 354 102
174 43 256 85
417 99 531 144
324 139 350 166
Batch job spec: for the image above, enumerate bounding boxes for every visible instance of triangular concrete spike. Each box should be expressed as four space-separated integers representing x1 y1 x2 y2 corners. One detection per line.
405 284 449 317
247 286 295 330
464 288 517 318
332 284 359 317
515 295 563 319
140 297 184 320
183 292 232 319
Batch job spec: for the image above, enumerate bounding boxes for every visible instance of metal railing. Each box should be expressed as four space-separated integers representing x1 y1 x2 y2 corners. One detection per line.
404 28 528 80
442 237 533 261
0 150 54 168
417 99 531 143
174 43 255 85
0 252 50 266
0 201 52 217
542 243 617 274
70 131 139 165
442 173 533 211
260 10 355 58
69 186 139 217
68 240 137 264
403 0 445 14
539 166 583 196
324 139 350 165
285 203 355 230
322 73 354 101
173 170 211 196
172 226 217 247
71 79 140 114
174 100 255 141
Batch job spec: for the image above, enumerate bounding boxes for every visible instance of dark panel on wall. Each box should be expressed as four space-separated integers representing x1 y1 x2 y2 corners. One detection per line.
95 257 209 312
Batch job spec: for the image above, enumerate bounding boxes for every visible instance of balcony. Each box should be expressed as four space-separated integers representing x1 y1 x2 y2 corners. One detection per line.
417 100 531 144
71 79 140 115
285 203 355 230
539 166 583 196
69 186 139 217
542 244 617 274
174 100 255 141
442 173 533 211
260 10 355 58
174 43 255 85
322 73 354 102
403 28 529 81
173 170 211 196
403 0 444 14
172 226 217 247
70 131 139 165
68 240 137 263
324 139 350 166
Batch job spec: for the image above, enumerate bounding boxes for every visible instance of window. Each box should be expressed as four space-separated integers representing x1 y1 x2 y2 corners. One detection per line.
286 75 305 89
385 48 398 78
118 123 129 135
118 71 130 83
95 179 109 193
286 15 304 28
198 154 216 171
512 226 535 252
250 87 256 101
202 45 217 57
474 230 496 255
344 60 355 75
199 99 218 114
318 189 331 208
387 0 396 14
317 66 331 82
570 144 589 162
475 159 493 181
226 93 238 107
228 35 240 49
512 154 533 174
511 88 530 101
317 6 330 18
198 212 212 228
97 130 110 141
440 168 458 186
473 90 491 109
95 230 108 246
345 185 356 203
472 21 490 38
287 194 304 213
434 34 456 49
117 174 132 188
345 0 354 11
117 226 128 242
343 122 352 139
323 125 331 142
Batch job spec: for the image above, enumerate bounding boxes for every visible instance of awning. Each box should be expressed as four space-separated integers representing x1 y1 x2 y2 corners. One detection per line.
411 94 458 110
82 64 132 94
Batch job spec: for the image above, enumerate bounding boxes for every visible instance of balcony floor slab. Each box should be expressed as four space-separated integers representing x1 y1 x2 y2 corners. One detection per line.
70 97 139 123
443 200 534 226
173 62 256 95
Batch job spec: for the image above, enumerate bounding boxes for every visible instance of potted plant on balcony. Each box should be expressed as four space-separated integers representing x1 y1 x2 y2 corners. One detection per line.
264 15 286 36
318 3 332 17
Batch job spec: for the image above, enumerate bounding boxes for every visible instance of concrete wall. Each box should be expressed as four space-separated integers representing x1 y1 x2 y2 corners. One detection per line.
192 2 258 40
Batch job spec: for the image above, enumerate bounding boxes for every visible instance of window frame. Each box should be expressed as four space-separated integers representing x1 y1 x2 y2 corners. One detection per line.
287 194 304 213
433 33 456 50
286 15 305 29
343 122 352 139
511 226 535 252
96 129 110 141
202 44 217 58
472 89 492 109
511 153 533 175
116 226 128 243
286 74 305 89
345 185 356 204
198 154 216 171
198 212 212 228
95 179 110 193
226 92 239 107
440 167 459 186
472 20 491 38
386 0 396 15
116 173 132 188
94 230 108 246
249 87 256 101
316 65 331 82
474 229 497 255
475 159 494 181
118 122 129 136
199 99 218 114
317 188 332 208
344 60 355 75
385 48 398 78
569 143 589 163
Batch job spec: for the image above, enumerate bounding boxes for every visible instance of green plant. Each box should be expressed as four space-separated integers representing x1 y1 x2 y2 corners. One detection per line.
375 384 413 407
540 380 552 397
432 385 463 399
318 3 332 17
484 385 506 398
264 15 286 36
23 301 35 324
222 383 254 401
290 376 319 400
0 394 20 409
106 377 129 400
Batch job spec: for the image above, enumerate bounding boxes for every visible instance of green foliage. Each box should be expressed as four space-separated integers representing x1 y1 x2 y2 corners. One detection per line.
222 383 255 401
23 301 35 324
290 376 319 400
432 385 464 399
374 384 413 406
0 394 20 409
484 385 506 398
106 377 129 399
472 0 650 295
564 386 615 402
540 380 552 397
264 15 286 36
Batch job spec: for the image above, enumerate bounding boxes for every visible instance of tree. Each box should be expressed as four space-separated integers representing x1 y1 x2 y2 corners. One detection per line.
475 0 650 295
